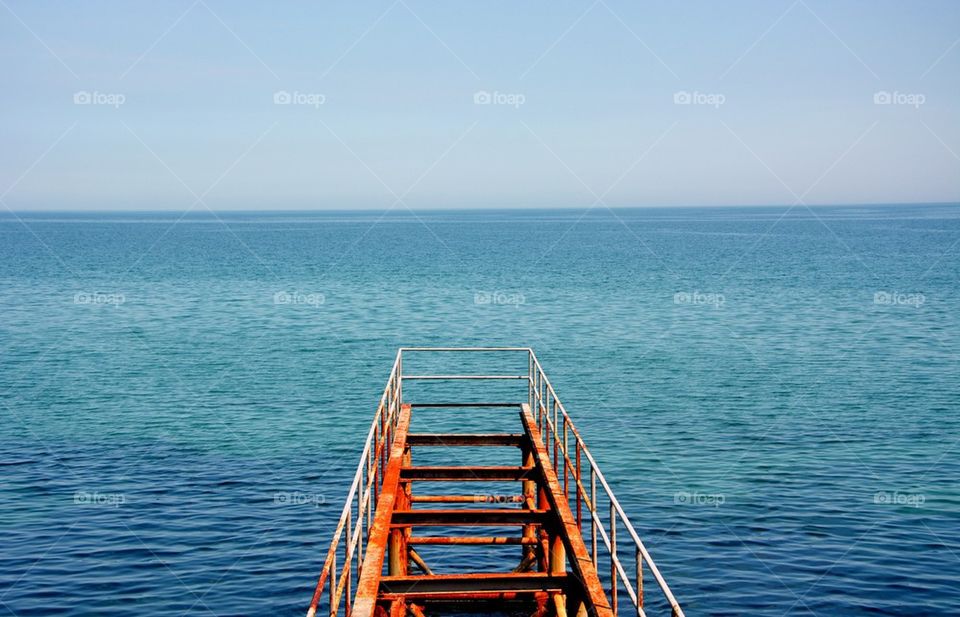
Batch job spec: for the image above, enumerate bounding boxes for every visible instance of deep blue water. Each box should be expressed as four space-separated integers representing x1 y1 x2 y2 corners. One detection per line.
1 204 958 616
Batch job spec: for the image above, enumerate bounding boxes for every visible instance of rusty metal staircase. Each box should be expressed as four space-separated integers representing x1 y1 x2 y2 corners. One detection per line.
307 348 683 617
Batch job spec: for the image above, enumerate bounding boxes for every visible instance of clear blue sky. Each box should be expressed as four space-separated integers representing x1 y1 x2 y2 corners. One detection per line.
1 0 958 210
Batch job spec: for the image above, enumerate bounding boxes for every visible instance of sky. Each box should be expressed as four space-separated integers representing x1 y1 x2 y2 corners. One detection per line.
0 0 958 210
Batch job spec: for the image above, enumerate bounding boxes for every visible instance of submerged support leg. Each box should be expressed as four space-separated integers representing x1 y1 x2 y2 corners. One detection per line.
408 603 427 617
530 591 550 617
521 441 538 568
388 598 406 617
552 593 568 617
408 548 433 575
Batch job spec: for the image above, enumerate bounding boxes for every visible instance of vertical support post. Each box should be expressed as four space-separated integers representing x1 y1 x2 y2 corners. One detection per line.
522 442 537 564
372 424 380 505
590 470 597 566
553 416 560 474
537 482 550 572
636 547 643 613
563 421 569 496
402 444 412 573
575 445 582 530
389 446 411 577
549 525 566 576
345 509 352 617
528 351 534 414
329 555 336 617
610 503 618 617
388 526 404 577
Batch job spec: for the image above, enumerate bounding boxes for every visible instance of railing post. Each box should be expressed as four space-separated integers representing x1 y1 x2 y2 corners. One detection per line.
575 445 582 530
636 547 643 613
563 421 569 496
610 503 618 617
345 510 352 617
329 554 336 617
590 470 597 566
528 351 533 412
521 443 537 564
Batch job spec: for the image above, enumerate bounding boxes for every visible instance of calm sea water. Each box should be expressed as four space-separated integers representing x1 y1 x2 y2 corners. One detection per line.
1 205 958 615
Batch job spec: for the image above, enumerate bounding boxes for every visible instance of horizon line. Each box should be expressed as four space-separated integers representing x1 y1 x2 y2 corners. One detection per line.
2 201 958 215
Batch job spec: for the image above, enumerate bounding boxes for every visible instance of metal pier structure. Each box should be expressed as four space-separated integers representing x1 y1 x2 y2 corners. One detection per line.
307 348 683 617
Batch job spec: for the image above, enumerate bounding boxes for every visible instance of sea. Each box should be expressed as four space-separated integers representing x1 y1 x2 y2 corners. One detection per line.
1 204 958 615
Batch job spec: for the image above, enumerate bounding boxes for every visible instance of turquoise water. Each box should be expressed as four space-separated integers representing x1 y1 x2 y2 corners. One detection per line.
1 205 958 615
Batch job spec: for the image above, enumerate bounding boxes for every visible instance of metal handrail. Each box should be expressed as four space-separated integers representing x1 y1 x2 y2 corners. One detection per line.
307 350 404 617
307 347 683 617
527 350 684 617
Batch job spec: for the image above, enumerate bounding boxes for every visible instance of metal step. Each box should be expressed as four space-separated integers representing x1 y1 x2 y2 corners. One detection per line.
378 572 568 596
400 465 537 482
391 508 549 526
409 494 523 504
406 433 525 447
408 536 538 545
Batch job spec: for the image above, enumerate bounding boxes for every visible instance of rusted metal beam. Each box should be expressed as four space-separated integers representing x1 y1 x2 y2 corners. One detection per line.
408 402 520 408
520 405 614 617
379 572 568 596
351 405 412 617
378 591 537 604
408 536 537 545
390 509 549 526
410 494 523 504
400 465 535 481
406 433 525 447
